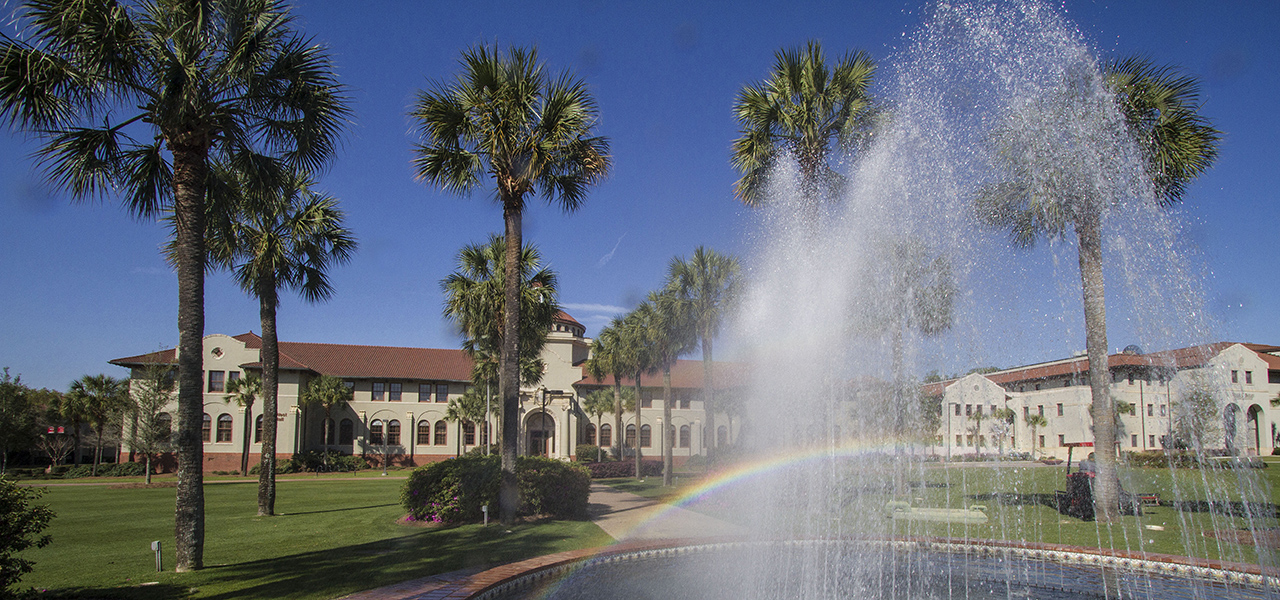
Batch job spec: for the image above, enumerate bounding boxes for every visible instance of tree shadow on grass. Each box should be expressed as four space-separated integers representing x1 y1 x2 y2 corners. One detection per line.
27 584 187 600
283 502 398 516
195 523 591 600
968 491 1061 510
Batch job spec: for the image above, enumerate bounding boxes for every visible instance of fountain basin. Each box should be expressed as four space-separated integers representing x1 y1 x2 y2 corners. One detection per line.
464 538 1279 600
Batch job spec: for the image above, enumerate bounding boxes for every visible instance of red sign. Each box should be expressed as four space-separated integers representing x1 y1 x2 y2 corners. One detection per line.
47 427 54 434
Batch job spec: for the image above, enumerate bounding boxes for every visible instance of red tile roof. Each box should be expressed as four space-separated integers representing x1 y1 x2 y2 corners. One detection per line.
576 359 746 389
555 311 583 328
110 349 177 367
112 333 475 382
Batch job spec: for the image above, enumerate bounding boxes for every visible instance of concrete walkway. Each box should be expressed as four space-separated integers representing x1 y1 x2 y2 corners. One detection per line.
336 482 745 599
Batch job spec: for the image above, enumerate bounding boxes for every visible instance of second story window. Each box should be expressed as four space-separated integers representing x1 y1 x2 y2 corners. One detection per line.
389 382 402 401
208 371 225 393
436 384 449 403
372 382 385 401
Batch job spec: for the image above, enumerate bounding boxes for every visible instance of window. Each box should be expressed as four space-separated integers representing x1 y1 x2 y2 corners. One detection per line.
965 404 972 416
955 434 962 446
326 418 336 444
157 413 173 439
339 419 354 445
463 422 475 446
625 424 636 448
954 404 961 416
1034 383 1041 391
229 371 240 383
1147 404 1154 417
717 426 727 447
1128 373 1134 385
679 425 691 448
387 420 401 445
1131 434 1138 447
1159 404 1167 417
254 415 263 443
419 383 431 402
370 420 384 444
1057 403 1064 417
975 405 983 417
1231 370 1239 383
680 393 690 410
585 424 597 445
434 421 447 445
216 414 233 442
978 435 986 447
432 384 446 403
1113 372 1122 383
641 394 652 409
1023 406 1029 419
1058 434 1065 447
480 422 490 446
1271 370 1280 384
1246 371 1253 385
372 382 385 401
389 383 402 401
600 424 612 448
208 371 225 393
417 420 431 444
202 413 212 442
1038 435 1044 448
343 380 354 391
1037 405 1044 417
1149 434 1156 447
640 425 652 448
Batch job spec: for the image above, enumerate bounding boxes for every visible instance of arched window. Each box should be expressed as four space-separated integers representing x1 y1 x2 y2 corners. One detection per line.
201 413 211 442
434 420 447 445
463 422 475 446
254 415 263 443
640 424 652 448
599 424 612 448
325 418 336 444
585 424 596 445
417 420 431 445
625 424 636 448
157 413 173 439
370 419 384 445
216 414 233 442
679 425 690 448
717 425 728 447
338 418 354 444
387 420 401 445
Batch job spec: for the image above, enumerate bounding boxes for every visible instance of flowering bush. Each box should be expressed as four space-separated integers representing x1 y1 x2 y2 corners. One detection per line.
401 455 590 523
585 459 662 479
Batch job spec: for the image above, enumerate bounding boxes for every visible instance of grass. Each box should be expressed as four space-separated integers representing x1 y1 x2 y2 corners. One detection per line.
18 477 612 599
603 461 1280 565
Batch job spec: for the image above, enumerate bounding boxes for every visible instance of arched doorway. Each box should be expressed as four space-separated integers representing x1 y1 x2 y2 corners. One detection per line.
1246 404 1263 456
526 412 555 457
1223 404 1240 455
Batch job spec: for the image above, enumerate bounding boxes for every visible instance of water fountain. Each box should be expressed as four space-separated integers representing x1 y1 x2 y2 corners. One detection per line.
469 1 1278 597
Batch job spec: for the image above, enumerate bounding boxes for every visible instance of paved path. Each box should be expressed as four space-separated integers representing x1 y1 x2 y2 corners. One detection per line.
336 482 744 600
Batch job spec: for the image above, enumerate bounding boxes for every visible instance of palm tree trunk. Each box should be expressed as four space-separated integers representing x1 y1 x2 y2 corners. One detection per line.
72 419 82 466
612 381 623 460
240 403 253 476
662 367 673 486
634 373 643 479
498 201 522 526
145 454 153 485
171 140 207 572
702 334 715 461
1077 210 1118 522
258 278 279 516
93 424 104 477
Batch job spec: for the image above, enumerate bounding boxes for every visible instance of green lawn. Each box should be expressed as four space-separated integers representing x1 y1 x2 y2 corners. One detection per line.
605 462 1280 565
18 477 612 600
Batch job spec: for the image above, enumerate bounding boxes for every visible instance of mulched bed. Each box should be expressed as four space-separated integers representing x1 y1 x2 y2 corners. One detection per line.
1204 528 1280 548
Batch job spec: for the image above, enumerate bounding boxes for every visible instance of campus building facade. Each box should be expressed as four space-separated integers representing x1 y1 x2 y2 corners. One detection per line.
111 312 742 471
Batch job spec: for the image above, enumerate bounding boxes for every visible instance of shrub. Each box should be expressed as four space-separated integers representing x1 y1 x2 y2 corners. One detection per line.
401 455 591 524
585 459 662 479
574 444 602 463
61 465 94 479
1123 450 1268 469
464 444 500 458
287 450 367 473
101 462 147 477
1 476 54 596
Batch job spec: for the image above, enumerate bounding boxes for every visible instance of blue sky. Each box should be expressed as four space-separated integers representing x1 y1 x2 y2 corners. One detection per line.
1 0 1277 391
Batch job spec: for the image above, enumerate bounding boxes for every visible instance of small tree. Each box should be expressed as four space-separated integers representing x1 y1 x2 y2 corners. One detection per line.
1024 413 1049 457
0 369 38 475
990 407 1017 456
968 408 987 456
1174 372 1220 453
67 375 130 476
581 389 614 462
127 360 176 485
299 376 353 468
35 433 75 469
226 375 262 477
0 477 54 597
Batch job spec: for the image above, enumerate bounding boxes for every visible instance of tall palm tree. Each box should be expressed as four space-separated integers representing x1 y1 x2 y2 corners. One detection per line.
668 247 741 460
615 306 659 479
0 0 349 569
412 45 610 525
299 375 352 469
581 389 614 462
586 322 629 460
54 385 89 467
732 41 878 208
209 172 354 516
976 57 1218 521
446 390 488 457
225 374 261 477
441 235 559 393
1024 413 1049 457
642 289 696 486
67 374 129 476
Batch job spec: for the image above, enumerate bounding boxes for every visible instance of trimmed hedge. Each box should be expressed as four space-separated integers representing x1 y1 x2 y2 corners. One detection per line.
401 455 590 524
1124 450 1268 469
585 459 662 479
574 444 603 463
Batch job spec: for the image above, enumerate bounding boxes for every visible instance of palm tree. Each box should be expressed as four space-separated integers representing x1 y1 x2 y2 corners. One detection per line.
641 289 696 486
668 247 741 460
67 375 130 476
225 374 261 478
976 57 1218 521
54 386 89 467
732 41 878 208
0 0 349 569
411 44 610 525
441 235 559 393
446 390 488 457
586 323 629 460
990 407 1017 456
299 375 353 468
615 307 659 479
209 172 355 516
581 389 615 462
1024 413 1049 458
